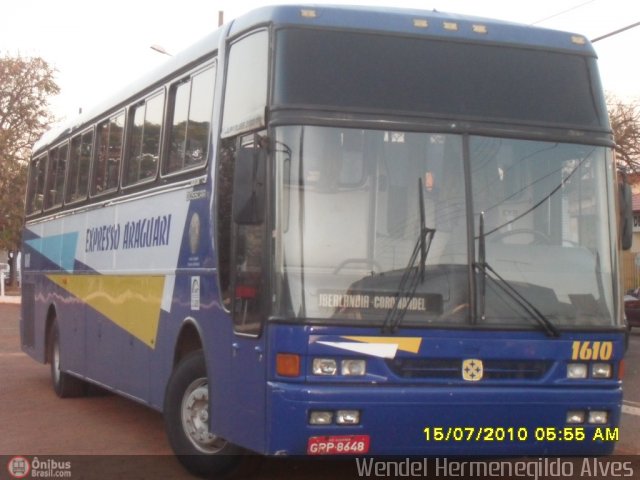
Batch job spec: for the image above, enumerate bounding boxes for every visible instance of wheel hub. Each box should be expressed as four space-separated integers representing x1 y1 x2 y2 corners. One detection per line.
181 378 226 453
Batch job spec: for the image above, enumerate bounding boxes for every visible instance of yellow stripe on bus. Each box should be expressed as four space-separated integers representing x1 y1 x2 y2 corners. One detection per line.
47 274 165 349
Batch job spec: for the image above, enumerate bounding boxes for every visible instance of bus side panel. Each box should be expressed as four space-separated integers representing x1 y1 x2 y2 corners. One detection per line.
148 187 222 410
20 282 36 350
21 185 204 407
21 225 54 365
147 272 224 412
148 292 179 410
50 284 86 377
19 276 48 364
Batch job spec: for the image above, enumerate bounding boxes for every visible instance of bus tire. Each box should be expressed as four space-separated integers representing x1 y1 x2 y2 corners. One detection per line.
164 350 244 477
48 321 86 398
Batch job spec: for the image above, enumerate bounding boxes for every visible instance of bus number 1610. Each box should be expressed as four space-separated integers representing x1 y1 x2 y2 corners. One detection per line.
571 341 613 361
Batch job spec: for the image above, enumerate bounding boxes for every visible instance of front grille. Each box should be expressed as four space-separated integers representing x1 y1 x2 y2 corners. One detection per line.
386 358 553 380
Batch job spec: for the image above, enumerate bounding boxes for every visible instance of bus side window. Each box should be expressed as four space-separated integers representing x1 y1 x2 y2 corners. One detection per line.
66 136 82 203
164 63 216 175
44 149 57 209
234 222 266 332
216 135 267 335
26 154 47 215
93 113 124 194
124 93 164 187
44 144 67 210
221 30 268 138
166 79 191 174
66 131 92 204
218 29 268 326
232 136 267 334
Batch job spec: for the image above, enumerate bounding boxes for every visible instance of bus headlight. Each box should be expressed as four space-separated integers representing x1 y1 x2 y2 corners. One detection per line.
341 359 366 376
566 410 585 424
313 358 337 375
587 410 608 424
309 411 333 425
591 363 612 379
336 410 360 425
567 363 588 379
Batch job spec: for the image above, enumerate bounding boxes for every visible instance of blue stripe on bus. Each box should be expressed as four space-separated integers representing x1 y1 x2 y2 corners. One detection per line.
25 232 79 272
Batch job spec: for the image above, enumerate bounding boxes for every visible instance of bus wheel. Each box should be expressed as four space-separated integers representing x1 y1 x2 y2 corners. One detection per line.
164 350 243 477
48 321 86 398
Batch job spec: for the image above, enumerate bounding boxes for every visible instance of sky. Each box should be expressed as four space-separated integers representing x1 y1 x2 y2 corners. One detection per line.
2 0 639 124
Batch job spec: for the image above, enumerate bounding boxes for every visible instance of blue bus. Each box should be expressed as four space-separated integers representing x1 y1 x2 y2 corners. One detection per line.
21 4 630 476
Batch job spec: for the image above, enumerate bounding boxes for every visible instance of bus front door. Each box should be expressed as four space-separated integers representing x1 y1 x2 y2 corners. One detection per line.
211 136 269 453
219 219 269 453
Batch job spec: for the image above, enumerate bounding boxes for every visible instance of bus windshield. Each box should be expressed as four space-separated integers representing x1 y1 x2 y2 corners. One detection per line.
272 126 617 329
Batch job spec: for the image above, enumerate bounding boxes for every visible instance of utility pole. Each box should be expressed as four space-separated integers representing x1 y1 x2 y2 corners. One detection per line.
592 21 640 43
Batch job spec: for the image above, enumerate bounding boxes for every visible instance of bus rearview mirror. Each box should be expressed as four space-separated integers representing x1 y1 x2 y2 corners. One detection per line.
232 145 266 225
620 180 633 251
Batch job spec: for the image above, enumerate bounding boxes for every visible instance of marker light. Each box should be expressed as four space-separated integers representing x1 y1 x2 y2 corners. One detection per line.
309 411 333 425
276 353 300 377
566 411 586 424
472 24 488 34
571 35 586 45
336 410 361 425
567 363 588 379
443 21 458 31
313 358 338 376
341 359 366 376
591 363 612 379
300 9 317 18
413 19 428 28
588 411 608 425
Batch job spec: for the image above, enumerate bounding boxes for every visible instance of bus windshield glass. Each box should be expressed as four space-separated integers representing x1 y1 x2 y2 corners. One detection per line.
272 126 617 329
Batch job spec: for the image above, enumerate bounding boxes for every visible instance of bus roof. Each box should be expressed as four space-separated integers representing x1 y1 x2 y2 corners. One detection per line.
34 4 596 153
230 4 595 54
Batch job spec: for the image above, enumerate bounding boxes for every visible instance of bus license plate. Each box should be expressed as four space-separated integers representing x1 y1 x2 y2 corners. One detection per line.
307 435 370 455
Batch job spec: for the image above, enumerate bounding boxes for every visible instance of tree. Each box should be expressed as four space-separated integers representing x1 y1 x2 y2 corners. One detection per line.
607 95 640 173
0 54 59 283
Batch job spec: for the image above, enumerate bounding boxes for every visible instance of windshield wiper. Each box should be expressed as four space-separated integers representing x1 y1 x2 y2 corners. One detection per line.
382 178 436 333
474 213 560 338
477 213 487 324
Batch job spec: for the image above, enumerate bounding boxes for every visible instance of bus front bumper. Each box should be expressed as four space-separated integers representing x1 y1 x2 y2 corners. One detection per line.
265 382 622 456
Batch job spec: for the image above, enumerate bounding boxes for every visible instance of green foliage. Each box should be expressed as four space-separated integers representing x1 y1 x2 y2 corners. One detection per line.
0 54 59 251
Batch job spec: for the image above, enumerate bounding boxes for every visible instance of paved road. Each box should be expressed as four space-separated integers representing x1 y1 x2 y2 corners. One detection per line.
1 303 639 479
0 304 353 479
620 328 640 454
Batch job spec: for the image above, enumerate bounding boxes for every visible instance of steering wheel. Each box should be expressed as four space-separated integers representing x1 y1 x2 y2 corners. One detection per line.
490 228 552 245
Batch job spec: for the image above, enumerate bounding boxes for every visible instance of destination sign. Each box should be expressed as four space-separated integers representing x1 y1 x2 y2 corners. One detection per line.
318 291 443 314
